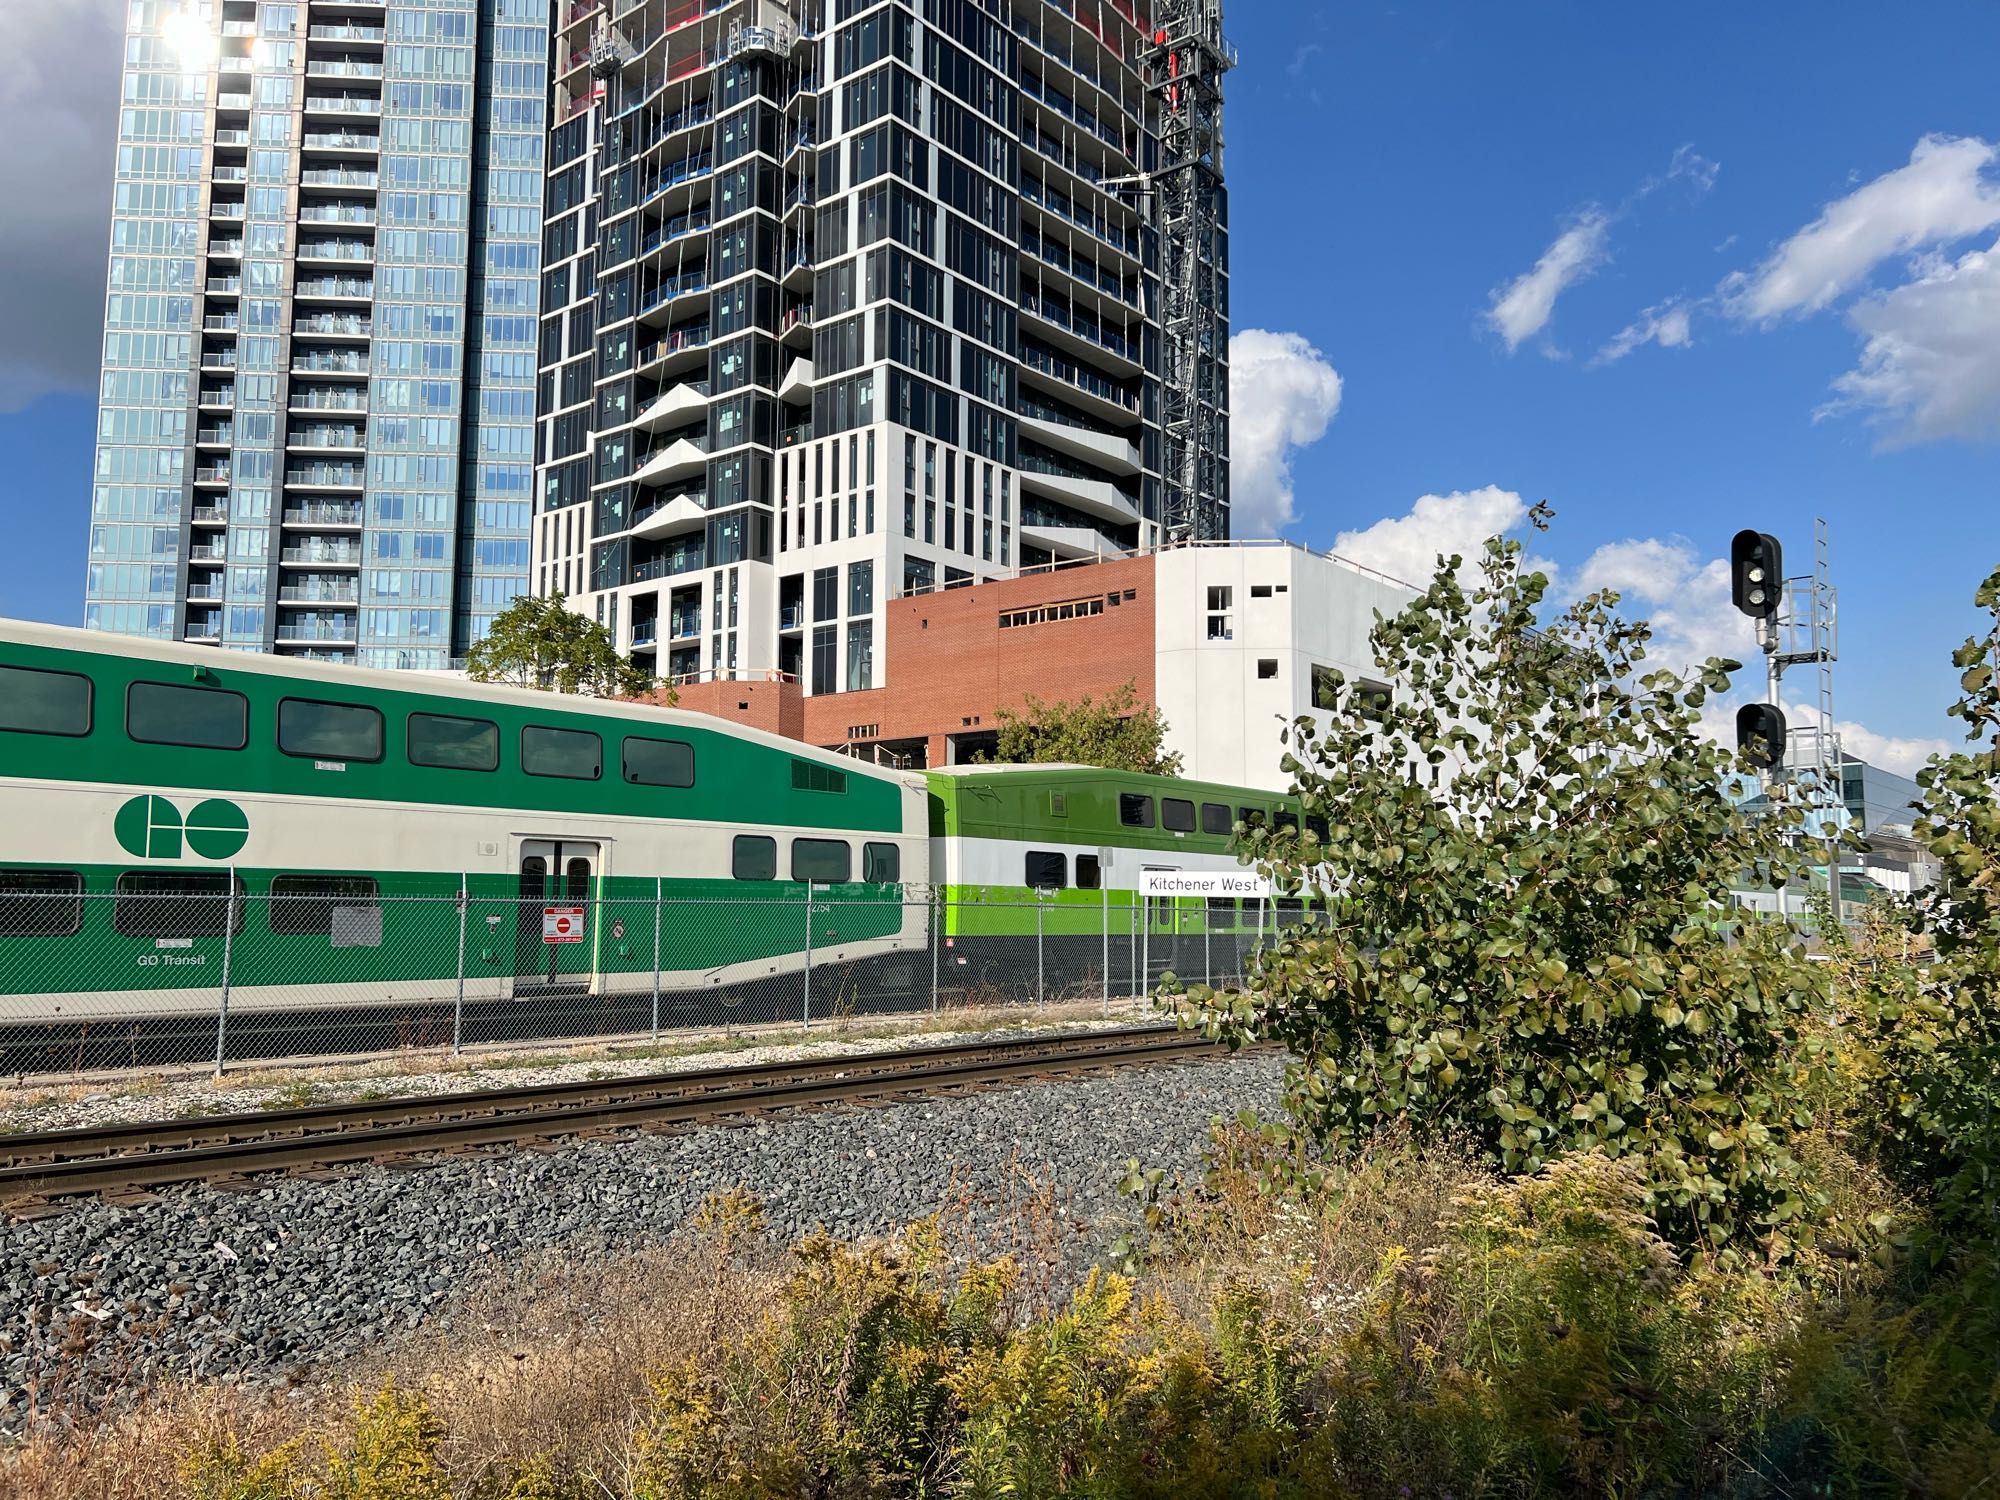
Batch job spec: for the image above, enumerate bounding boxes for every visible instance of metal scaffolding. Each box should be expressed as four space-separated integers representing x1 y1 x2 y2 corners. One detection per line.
1143 0 1235 542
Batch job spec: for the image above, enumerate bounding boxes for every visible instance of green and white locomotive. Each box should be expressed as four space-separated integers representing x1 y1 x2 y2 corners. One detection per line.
0 620 1301 1071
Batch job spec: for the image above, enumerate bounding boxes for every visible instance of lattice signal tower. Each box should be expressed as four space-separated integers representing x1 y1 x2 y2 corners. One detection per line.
1144 0 1235 542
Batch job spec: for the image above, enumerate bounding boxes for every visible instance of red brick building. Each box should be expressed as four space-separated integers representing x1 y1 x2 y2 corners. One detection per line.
652 555 1158 768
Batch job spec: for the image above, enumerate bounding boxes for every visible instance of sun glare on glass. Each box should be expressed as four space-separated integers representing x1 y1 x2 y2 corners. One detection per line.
161 7 218 71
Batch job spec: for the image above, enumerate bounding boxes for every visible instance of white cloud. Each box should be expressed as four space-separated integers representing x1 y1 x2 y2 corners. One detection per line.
1820 233 2000 443
1594 299 1694 364
1820 717 1950 781
1228 329 1343 536
1485 211 1611 353
1723 134 2000 323
0 0 124 411
1331 486 1532 585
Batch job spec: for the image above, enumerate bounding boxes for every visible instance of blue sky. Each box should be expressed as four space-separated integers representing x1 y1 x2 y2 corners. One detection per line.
1 0 1994 771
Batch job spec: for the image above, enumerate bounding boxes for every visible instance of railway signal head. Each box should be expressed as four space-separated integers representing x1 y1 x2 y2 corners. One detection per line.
1731 529 1784 619
1736 702 1788 772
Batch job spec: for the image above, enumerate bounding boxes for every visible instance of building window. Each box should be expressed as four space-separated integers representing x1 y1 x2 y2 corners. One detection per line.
1357 679 1392 721
1250 584 1273 598
1118 793 1154 828
810 624 837 693
998 596 1104 628
1257 659 1279 680
846 620 874 691
1025 850 1067 889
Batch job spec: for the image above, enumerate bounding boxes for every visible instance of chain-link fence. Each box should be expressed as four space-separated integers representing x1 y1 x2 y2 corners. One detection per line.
0 880 1288 1078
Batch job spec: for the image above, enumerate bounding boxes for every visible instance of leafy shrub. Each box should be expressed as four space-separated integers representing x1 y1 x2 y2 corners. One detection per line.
1179 515 1825 1256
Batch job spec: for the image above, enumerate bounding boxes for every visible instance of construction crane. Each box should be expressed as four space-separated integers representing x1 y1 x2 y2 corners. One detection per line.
1142 0 1235 543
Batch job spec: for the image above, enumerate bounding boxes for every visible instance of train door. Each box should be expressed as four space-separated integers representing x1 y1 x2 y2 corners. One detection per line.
514 839 601 995
1141 864 1181 987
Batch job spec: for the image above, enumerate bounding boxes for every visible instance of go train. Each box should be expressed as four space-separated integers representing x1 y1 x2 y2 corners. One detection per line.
0 620 1305 1070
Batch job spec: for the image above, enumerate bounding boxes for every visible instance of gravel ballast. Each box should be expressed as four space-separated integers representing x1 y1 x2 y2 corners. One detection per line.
1 1049 1285 1427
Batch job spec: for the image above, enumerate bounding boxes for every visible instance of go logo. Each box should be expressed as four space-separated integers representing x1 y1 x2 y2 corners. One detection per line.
114 795 249 861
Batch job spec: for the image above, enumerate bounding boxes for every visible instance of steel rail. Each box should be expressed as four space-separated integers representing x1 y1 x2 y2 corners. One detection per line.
1 1026 1221 1209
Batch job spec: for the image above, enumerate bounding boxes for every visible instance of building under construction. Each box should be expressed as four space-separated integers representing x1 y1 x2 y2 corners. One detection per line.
534 0 1234 723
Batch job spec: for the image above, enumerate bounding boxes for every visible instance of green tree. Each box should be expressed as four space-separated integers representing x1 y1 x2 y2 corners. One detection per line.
1180 512 1824 1255
1853 565 2000 1236
465 592 657 699
989 679 1184 776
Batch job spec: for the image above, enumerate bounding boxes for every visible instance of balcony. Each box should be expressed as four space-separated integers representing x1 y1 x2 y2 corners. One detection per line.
281 545 361 568
1019 343 1139 420
295 277 373 300
667 612 702 641
293 351 369 376
300 168 379 190
216 93 252 112
210 201 247 221
299 204 376 226
185 615 222 641
635 322 711 371
777 356 813 403
1017 455 1140 527
633 380 709 433
278 583 359 604
276 620 358 643
1017 412 1142 476
189 505 228 525
298 239 372 262
202 314 239 333
198 385 236 408
195 426 233 448
630 488 707 540
208 239 245 259
186 584 223 602
288 426 365 450
289 388 366 413
307 59 384 80
188 544 227 563
294 313 371 338
633 435 709 488
308 24 385 42
199 350 239 371
629 621 658 649
212 165 247 184
303 95 383 116
206 276 242 296
214 128 250 146
193 465 232 486
283 502 363 527
302 130 380 152
285 462 364 489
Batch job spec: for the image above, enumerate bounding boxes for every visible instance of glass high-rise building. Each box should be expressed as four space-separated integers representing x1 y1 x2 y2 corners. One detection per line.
534 0 1228 733
87 0 547 666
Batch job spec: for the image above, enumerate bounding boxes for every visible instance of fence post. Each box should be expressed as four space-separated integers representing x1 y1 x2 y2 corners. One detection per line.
1203 906 1212 989
1035 895 1045 1008
802 880 814 1028
930 889 941 1017
213 869 238 1078
651 876 663 1043
452 876 468 1057
1141 895 1150 1004
1100 886 1110 1014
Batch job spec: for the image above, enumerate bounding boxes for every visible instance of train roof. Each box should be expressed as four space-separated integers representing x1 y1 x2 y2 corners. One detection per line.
0 618 916 790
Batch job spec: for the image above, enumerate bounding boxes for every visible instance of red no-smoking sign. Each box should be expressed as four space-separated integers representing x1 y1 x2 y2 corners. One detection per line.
542 906 586 944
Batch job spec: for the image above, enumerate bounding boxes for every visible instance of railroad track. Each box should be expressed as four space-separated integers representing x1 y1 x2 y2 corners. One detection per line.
1 1025 1226 1216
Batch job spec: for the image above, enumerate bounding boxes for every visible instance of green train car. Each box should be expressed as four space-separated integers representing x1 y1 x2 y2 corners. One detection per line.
0 620 1307 1067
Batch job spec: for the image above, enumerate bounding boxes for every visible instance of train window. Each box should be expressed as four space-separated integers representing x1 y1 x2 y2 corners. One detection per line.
522 725 602 780
792 837 852 883
278 698 383 763
1075 854 1102 890
268 875 380 936
0 870 84 937
791 759 848 794
1275 897 1306 921
1275 810 1300 833
1161 798 1196 833
0 666 91 737
1024 850 1067 889
1307 814 1330 843
1118 793 1154 828
126 682 247 750
732 834 778 880
863 842 901 883
565 858 591 901
1200 803 1232 836
407 712 500 771
1238 806 1268 829
623 735 695 787
113 871 245 939
1207 897 1237 923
